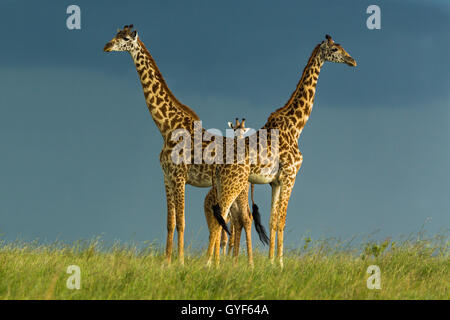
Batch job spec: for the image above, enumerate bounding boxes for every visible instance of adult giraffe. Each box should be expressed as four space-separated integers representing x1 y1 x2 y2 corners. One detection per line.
210 35 357 267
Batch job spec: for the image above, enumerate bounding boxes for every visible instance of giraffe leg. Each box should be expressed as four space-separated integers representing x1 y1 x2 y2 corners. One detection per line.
276 182 295 269
207 186 230 257
235 189 254 267
210 203 231 267
173 180 186 265
221 211 231 256
213 164 250 266
206 226 220 267
220 229 228 255
163 177 176 264
227 224 234 256
204 187 218 264
205 211 223 267
243 221 253 268
268 183 281 264
205 184 226 267
269 228 276 265
214 228 222 266
277 229 284 268
233 223 242 265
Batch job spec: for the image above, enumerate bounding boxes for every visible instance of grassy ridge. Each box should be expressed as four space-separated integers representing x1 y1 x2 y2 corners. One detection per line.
0 236 448 300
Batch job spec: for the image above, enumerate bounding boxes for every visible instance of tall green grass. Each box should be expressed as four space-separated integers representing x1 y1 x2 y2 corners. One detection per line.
0 233 448 299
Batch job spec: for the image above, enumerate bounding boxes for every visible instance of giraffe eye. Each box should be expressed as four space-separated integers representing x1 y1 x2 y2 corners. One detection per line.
331 48 338 52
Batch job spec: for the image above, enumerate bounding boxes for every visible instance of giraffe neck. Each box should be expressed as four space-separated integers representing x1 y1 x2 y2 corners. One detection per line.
129 39 199 139
264 44 324 141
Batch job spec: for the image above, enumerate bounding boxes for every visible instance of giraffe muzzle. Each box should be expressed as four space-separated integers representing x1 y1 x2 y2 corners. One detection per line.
345 57 357 67
103 42 113 52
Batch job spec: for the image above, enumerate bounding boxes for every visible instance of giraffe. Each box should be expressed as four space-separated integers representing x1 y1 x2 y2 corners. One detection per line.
210 35 357 267
103 25 263 265
104 25 214 264
203 118 269 266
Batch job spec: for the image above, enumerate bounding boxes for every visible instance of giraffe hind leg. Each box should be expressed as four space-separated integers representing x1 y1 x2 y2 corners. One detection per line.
220 229 228 255
233 223 242 264
227 224 234 256
243 220 254 268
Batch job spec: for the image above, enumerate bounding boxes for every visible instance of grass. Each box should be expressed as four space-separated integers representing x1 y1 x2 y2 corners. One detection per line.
0 233 448 300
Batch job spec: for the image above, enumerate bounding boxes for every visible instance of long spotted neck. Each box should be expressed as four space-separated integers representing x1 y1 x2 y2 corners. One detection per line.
129 39 199 140
264 44 324 141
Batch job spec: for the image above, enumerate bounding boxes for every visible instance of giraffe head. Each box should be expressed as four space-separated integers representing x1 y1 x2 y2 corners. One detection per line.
228 118 249 138
320 34 357 67
103 25 138 52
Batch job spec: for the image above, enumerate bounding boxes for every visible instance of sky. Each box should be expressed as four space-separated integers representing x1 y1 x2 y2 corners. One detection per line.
0 0 449 249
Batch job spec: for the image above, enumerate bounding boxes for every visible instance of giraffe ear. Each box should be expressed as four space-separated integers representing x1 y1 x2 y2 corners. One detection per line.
227 122 234 129
243 128 250 135
131 30 137 39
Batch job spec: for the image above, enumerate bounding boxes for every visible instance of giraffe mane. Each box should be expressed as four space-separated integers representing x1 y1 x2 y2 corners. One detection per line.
270 44 321 116
137 39 200 121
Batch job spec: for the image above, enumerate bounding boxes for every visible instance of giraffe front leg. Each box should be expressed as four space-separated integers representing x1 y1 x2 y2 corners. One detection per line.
204 187 217 265
276 182 295 269
164 178 176 264
173 180 186 265
268 183 281 264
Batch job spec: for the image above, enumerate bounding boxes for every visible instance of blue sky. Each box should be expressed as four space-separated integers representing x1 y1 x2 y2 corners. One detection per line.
0 0 449 248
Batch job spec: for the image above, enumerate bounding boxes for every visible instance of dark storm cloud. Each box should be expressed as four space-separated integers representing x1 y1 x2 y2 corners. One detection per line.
0 0 448 245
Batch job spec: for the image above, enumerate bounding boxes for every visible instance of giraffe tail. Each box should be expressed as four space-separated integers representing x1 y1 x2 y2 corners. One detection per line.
250 184 269 245
212 204 231 235
252 203 269 245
